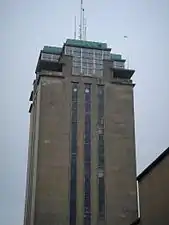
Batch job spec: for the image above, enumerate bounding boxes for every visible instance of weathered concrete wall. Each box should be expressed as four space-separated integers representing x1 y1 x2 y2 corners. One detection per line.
138 151 169 225
23 103 34 225
104 83 138 225
34 77 71 225
25 55 138 225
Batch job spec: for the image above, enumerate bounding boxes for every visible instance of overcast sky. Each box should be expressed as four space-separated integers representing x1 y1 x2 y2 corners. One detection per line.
0 0 169 225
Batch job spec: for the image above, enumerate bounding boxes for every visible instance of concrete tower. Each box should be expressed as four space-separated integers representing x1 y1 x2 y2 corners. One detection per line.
24 39 138 225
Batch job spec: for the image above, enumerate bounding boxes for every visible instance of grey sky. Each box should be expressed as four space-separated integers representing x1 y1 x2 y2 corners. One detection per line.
0 0 169 225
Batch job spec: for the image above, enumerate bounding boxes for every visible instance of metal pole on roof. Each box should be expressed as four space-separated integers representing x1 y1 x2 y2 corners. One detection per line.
124 35 129 69
74 16 77 39
84 18 87 40
82 8 85 40
79 0 83 40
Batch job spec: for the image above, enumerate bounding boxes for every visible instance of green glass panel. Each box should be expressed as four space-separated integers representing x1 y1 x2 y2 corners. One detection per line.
111 53 122 60
43 46 62 54
66 39 108 50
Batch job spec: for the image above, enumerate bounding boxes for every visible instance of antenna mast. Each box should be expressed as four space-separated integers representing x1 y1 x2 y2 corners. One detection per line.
82 8 87 40
74 16 77 39
84 17 87 40
77 0 87 40
79 0 83 40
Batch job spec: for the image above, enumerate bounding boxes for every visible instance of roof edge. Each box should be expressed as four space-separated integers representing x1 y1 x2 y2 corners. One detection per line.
137 147 169 181
65 43 111 51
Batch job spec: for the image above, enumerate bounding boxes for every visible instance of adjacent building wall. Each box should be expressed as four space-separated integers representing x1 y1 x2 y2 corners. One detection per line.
138 148 169 225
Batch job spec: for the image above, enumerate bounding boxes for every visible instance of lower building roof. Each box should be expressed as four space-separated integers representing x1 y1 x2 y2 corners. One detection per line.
137 146 169 181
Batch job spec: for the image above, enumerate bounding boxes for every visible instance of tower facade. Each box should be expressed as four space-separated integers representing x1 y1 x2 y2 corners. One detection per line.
24 39 138 225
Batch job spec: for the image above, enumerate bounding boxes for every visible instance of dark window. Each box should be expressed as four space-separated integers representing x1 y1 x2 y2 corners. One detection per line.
98 177 105 218
85 102 91 113
70 83 78 225
97 86 105 219
98 155 104 168
85 93 91 102
71 123 77 154
84 162 91 176
84 144 91 159
84 133 91 144
72 102 78 122
84 84 91 225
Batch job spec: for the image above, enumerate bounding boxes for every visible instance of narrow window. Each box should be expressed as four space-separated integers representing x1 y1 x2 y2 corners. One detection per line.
84 84 91 225
69 83 78 225
97 86 105 219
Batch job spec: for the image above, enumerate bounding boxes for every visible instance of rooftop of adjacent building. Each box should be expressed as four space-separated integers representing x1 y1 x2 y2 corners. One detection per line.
137 146 169 181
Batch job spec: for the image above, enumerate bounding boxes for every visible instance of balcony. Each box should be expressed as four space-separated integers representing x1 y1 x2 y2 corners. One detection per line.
39 70 62 76
113 60 125 69
41 53 60 62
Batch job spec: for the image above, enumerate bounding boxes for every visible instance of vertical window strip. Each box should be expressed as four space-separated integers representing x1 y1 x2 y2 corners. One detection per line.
101 50 104 77
69 83 78 225
81 48 83 74
84 84 92 225
97 85 105 219
93 50 96 74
